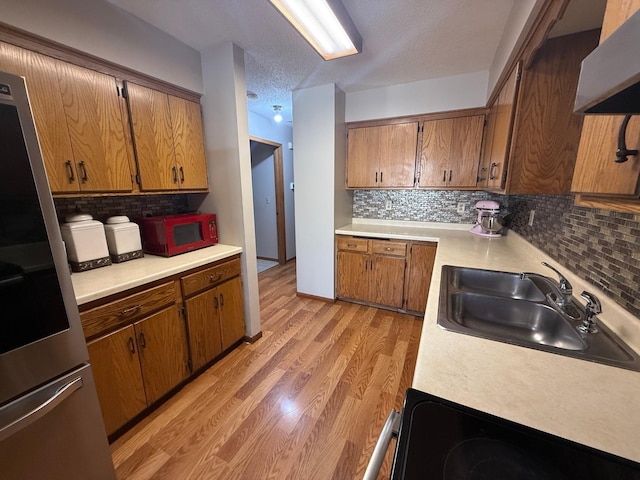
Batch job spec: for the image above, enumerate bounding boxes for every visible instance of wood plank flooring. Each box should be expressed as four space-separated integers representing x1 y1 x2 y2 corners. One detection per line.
110 261 423 479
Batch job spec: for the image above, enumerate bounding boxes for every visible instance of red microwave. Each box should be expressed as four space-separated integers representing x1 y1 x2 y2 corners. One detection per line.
138 213 218 257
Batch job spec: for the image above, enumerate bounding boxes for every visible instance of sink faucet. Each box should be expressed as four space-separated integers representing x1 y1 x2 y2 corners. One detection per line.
541 262 573 307
578 291 601 334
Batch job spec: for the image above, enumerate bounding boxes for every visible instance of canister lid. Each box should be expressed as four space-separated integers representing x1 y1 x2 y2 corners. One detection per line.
106 216 130 224
65 213 93 222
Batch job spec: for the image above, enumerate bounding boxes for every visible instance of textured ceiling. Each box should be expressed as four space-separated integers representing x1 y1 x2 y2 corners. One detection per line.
106 0 604 123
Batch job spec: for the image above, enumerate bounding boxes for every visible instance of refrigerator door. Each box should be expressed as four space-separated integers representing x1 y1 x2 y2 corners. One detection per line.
0 363 116 480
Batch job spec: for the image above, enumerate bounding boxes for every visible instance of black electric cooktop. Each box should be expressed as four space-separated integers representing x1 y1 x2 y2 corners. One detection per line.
390 389 640 480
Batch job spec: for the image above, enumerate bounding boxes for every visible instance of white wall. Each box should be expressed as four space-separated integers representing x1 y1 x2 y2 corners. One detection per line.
293 84 341 299
345 71 489 122
247 111 296 260
0 0 203 93
192 42 261 338
251 150 277 259
334 86 352 229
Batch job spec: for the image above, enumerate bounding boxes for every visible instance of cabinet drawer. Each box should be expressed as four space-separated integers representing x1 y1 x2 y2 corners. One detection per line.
336 236 368 252
371 240 407 257
181 257 241 297
81 281 179 340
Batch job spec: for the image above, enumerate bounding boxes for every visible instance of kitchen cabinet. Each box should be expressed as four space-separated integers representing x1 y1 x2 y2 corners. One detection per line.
404 242 437 313
336 235 437 313
0 41 133 193
479 30 598 194
125 81 209 191
571 0 640 210
182 257 245 371
346 122 418 188
417 115 484 188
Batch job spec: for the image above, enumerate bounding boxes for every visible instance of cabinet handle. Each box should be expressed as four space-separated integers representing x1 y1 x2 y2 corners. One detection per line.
384 247 393 252
347 243 357 248
615 114 639 163
214 296 219 309
220 293 224 306
139 331 146 348
380 171 383 182
78 161 88 183
449 170 452 182
442 170 447 182
172 166 178 183
128 336 136 354
65 160 75 182
119 304 142 316
489 162 498 180
179 166 185 183
375 172 378 183
209 273 222 283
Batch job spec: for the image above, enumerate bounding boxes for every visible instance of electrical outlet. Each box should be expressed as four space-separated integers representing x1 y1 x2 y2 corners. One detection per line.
385 200 392 210
142 210 152 218
265 197 270 204
456 202 465 213
528 209 535 226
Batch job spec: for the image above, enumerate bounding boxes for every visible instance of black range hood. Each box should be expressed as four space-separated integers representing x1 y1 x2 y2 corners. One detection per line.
574 8 640 114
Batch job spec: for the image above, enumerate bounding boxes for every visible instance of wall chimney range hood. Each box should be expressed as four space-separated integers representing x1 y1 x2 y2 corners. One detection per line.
574 8 640 114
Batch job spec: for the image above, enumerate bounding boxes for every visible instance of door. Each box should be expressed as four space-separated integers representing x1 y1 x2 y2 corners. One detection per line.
169 95 209 189
449 115 485 188
219 277 245 350
379 122 418 187
336 251 369 302
185 289 223 371
405 243 437 313
87 325 147 435
419 118 453 187
135 305 189 405
347 126 380 187
370 255 405 309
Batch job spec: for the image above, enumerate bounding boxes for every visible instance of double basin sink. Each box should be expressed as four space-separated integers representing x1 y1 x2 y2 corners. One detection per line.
438 265 640 371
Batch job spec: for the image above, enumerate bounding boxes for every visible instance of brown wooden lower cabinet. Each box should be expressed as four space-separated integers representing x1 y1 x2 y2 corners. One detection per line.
336 235 437 314
82 254 245 437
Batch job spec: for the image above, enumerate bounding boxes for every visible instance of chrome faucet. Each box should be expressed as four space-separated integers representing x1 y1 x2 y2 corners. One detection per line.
578 291 601 334
541 262 573 307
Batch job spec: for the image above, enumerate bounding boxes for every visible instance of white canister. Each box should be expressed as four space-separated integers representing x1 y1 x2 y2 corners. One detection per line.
104 216 143 263
60 214 111 272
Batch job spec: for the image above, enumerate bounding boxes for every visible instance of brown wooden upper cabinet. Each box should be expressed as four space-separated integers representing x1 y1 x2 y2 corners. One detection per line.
0 41 133 193
479 30 599 194
417 115 484 188
125 82 209 191
346 122 418 188
571 0 640 204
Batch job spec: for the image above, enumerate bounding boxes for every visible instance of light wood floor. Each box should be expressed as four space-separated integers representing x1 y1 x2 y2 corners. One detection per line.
111 261 423 479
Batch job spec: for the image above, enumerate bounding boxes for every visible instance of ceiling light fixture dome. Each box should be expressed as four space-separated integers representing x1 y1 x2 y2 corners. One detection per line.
273 105 283 123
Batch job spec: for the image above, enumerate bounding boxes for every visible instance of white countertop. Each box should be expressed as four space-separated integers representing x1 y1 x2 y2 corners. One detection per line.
71 244 243 305
337 219 640 462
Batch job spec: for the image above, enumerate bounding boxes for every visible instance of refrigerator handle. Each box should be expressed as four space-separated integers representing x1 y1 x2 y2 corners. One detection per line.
362 409 401 480
0 377 83 442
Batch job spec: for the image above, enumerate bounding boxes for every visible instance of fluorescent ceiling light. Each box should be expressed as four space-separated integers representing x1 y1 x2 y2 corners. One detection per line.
269 0 362 60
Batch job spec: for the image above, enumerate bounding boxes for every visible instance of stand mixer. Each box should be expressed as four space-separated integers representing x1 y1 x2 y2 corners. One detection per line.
469 200 503 238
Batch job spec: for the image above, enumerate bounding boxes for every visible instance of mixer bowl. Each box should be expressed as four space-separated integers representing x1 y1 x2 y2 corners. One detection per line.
480 216 503 233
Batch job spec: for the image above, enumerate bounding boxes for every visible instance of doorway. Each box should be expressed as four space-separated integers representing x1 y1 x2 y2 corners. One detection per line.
250 137 286 269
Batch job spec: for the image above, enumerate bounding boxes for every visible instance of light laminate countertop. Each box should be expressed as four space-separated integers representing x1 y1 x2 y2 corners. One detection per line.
71 244 243 305
336 219 640 463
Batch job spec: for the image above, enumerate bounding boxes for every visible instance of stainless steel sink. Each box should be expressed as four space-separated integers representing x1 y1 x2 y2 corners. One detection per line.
438 265 640 371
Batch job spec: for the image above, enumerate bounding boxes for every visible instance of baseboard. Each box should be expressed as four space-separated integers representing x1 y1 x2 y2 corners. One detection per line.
296 292 335 303
243 331 263 343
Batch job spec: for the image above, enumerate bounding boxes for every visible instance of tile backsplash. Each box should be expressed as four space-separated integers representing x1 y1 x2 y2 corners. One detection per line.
54 194 189 223
353 190 640 318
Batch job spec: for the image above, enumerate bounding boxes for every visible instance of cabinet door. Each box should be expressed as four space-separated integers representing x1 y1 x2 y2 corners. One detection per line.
56 61 132 192
379 122 418 187
218 277 245 350
449 115 484 187
336 251 369 302
0 43 78 193
369 255 405 309
485 64 521 190
134 305 189 405
185 288 223 371
125 82 177 191
87 325 147 436
346 126 381 187
168 95 209 190
405 242 437 313
571 0 640 197
418 118 452 188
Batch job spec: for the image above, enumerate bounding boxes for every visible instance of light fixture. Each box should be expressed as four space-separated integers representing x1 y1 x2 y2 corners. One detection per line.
269 0 362 60
273 105 283 122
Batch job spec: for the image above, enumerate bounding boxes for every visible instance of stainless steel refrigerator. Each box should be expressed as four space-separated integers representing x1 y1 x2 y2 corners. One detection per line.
0 71 116 479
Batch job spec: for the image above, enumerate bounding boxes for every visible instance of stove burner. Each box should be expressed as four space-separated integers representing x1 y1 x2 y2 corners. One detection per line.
443 438 567 480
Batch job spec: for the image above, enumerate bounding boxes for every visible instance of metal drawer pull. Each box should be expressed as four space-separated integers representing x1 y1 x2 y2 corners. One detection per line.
139 331 146 348
489 162 498 180
78 161 88 183
179 166 185 183
384 247 393 251
209 273 222 283
347 243 357 248
128 336 136 354
443 170 447 181
214 296 219 308
172 166 178 183
120 304 143 316
380 171 383 182
449 170 452 182
220 294 224 306
363 409 401 480
615 114 639 163
375 172 378 183
0 377 83 442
